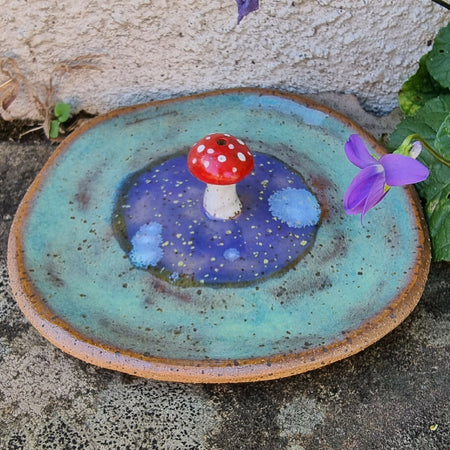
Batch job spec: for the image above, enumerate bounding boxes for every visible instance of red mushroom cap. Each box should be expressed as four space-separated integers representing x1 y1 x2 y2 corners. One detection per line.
187 133 254 185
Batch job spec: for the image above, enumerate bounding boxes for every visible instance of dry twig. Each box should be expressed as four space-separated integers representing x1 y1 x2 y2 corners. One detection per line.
0 55 101 138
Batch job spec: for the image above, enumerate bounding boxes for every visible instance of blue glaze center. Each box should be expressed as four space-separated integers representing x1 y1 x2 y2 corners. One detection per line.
113 152 320 286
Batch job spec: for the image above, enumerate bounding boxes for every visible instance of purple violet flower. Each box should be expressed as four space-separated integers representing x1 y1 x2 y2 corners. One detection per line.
343 134 429 223
236 0 259 24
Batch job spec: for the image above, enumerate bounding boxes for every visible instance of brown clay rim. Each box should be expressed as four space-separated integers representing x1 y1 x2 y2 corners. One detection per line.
7 88 431 383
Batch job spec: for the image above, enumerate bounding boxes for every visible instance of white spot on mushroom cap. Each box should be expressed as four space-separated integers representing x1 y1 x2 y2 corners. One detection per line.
218 155 226 163
237 152 246 162
207 148 215 154
237 139 245 145
232 167 237 173
197 144 205 152
228 144 235 150
192 158 197 164
204 160 210 168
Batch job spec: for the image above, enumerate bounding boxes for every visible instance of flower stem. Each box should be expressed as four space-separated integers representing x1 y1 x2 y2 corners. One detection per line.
408 134 450 168
431 0 450 10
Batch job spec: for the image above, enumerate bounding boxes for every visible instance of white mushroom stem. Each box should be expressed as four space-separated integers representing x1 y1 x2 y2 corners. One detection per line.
203 183 242 220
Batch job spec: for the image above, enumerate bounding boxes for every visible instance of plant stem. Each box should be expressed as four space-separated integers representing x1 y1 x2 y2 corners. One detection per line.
431 0 450 9
18 125 44 139
409 134 450 168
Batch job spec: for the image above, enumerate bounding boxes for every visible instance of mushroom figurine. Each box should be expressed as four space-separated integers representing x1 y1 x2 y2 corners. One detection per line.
187 133 254 220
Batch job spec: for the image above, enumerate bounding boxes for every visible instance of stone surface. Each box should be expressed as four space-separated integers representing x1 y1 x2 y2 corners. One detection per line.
0 0 449 120
1 94 449 449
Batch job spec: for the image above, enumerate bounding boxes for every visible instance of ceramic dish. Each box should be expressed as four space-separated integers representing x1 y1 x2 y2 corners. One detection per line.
8 89 430 383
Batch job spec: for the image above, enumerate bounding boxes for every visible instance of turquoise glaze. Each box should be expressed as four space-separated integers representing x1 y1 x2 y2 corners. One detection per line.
17 91 426 365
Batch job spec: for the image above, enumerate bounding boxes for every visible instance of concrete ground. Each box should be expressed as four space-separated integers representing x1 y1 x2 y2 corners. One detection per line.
0 94 449 450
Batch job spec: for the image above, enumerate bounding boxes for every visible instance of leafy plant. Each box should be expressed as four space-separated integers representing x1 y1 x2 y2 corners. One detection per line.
0 55 100 139
49 102 71 138
389 22 450 261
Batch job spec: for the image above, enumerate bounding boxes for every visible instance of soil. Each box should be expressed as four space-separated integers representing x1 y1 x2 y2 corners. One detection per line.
0 118 45 142
0 111 96 143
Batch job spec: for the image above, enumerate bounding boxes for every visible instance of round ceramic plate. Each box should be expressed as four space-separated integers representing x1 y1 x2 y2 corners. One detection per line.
8 89 430 383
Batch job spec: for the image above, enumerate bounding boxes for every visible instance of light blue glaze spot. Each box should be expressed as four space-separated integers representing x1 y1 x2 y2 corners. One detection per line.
129 222 163 268
169 272 180 283
224 248 241 262
268 188 321 227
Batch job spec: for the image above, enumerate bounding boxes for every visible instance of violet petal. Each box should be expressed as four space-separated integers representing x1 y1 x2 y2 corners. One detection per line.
361 171 389 223
345 134 378 169
380 154 430 186
236 0 259 24
343 164 384 215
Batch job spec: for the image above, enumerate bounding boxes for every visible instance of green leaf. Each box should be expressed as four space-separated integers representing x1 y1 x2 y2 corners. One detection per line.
426 22 450 89
389 95 450 150
434 113 450 161
399 55 449 116
389 96 450 261
54 102 71 123
49 119 60 139
425 183 450 261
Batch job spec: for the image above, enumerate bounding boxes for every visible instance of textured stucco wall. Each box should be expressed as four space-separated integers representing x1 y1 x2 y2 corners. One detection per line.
0 0 449 119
